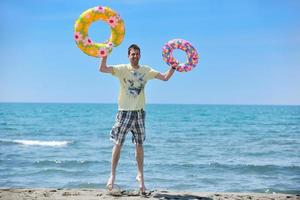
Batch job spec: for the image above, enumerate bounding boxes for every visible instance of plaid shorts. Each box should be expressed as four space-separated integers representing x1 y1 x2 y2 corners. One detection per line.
110 110 146 146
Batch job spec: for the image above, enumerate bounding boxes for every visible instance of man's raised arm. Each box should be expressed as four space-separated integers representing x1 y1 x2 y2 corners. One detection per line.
99 56 113 74
155 67 176 81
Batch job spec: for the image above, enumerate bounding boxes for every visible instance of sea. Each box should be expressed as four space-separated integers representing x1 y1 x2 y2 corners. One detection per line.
0 103 299 194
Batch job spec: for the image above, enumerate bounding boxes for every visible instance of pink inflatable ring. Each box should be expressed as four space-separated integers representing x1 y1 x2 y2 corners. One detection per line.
162 39 199 72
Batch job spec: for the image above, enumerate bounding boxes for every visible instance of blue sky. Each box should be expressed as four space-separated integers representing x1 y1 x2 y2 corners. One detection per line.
1 0 299 105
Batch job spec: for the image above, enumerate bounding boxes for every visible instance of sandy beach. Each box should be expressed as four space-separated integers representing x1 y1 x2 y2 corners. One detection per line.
0 189 299 200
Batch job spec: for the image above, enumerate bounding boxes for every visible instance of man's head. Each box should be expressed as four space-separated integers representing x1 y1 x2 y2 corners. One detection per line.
128 44 141 67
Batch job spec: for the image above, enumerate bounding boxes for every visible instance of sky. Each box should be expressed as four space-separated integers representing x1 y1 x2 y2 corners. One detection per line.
0 0 300 105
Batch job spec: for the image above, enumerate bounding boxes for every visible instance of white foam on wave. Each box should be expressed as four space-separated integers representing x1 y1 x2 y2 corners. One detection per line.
1 139 71 147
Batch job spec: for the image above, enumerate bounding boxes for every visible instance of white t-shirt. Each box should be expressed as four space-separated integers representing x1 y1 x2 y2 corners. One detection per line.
111 64 159 110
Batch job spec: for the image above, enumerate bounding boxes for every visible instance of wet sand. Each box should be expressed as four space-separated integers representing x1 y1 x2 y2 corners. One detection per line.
0 188 299 200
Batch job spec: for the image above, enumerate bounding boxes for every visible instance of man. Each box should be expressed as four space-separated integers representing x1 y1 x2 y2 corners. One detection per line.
99 44 175 194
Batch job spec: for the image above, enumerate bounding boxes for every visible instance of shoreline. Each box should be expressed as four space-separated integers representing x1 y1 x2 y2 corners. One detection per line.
0 189 299 200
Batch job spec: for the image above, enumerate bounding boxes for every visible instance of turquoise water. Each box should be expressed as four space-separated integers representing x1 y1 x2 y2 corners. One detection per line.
0 103 299 194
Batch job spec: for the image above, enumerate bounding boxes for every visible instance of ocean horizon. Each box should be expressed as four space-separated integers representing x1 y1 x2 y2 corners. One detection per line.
0 103 299 194
1 102 300 106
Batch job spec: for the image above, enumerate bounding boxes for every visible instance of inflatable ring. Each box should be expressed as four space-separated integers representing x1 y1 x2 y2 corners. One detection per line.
162 39 199 72
74 6 125 58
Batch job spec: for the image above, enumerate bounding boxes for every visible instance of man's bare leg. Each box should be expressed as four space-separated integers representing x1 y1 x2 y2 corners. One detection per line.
107 143 122 189
135 144 146 193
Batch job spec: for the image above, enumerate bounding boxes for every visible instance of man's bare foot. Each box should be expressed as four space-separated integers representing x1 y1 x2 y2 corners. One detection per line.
136 175 146 193
106 176 115 191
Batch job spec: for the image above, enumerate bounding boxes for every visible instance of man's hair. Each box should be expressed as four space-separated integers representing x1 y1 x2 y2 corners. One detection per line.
128 44 140 55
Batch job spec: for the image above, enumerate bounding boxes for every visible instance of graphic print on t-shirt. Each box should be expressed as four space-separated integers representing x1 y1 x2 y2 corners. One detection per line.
123 70 146 98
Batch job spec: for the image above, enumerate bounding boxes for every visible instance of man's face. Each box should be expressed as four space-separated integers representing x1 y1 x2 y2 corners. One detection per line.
128 49 140 66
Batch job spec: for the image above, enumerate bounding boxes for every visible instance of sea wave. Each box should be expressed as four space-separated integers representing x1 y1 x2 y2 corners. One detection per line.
148 162 300 172
0 139 72 147
33 159 109 167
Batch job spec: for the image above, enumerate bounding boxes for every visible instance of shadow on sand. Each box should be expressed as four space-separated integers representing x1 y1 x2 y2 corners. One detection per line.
153 192 213 200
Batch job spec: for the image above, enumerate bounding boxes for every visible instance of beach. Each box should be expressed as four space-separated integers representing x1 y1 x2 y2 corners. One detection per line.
1 189 299 200
1 104 300 194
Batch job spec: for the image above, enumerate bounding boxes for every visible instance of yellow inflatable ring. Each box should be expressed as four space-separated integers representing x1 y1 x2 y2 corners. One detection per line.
74 6 125 57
